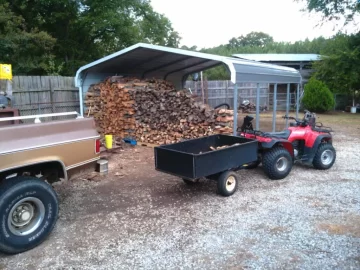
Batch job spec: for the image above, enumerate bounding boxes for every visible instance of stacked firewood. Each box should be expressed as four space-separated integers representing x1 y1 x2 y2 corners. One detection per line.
85 77 218 145
213 109 234 134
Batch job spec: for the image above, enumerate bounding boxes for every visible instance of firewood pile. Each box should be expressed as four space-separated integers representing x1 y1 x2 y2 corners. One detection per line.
85 77 229 145
214 109 234 134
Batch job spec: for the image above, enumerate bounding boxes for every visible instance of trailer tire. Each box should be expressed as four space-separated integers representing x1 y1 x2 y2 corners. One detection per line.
0 176 59 254
262 147 292 180
217 171 238 197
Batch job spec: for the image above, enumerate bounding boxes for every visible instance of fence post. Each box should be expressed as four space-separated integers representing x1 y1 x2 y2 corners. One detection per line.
225 80 228 105
286 83 290 128
272 84 277 132
49 78 56 114
233 84 238 136
296 83 300 118
256 83 260 130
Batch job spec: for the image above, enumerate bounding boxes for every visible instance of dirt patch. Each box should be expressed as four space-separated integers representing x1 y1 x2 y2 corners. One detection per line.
317 215 360 237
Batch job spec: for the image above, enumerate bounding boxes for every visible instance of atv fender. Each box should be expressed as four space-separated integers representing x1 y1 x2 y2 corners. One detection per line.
260 140 294 157
302 135 332 165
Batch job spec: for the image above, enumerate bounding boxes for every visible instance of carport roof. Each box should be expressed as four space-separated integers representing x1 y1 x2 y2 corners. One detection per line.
75 43 301 86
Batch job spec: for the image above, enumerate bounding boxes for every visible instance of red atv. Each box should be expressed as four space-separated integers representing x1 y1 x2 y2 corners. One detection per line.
238 110 336 179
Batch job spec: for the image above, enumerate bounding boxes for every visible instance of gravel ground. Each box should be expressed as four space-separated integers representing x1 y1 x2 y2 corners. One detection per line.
1 120 360 270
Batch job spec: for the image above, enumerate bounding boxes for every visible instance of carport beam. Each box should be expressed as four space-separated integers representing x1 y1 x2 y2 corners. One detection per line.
296 84 300 119
233 84 238 136
272 84 278 132
256 83 260 130
79 86 84 116
286 83 290 128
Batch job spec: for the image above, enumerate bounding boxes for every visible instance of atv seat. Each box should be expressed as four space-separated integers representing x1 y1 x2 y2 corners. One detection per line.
263 130 291 139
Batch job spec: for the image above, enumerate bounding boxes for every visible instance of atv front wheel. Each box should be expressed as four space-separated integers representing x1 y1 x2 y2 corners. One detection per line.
262 147 293 180
312 143 336 170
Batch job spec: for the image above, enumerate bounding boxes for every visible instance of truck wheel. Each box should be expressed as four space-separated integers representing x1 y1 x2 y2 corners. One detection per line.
262 147 292 180
312 143 336 170
217 171 238 197
0 176 59 254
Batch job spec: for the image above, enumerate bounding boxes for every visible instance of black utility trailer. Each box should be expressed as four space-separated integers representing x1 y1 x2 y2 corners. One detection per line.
154 134 258 196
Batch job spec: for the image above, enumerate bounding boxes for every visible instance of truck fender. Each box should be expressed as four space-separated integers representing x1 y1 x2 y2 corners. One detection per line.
0 160 68 183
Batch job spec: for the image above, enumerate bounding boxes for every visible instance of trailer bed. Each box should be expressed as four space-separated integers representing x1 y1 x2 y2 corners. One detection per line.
154 135 258 180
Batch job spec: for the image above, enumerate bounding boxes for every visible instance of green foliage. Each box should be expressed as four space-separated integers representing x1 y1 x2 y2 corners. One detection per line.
227 32 274 49
313 33 360 105
0 0 180 75
0 3 57 75
299 0 360 23
302 78 335 112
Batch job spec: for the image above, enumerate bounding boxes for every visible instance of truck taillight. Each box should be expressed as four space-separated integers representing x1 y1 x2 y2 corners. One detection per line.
95 139 101 154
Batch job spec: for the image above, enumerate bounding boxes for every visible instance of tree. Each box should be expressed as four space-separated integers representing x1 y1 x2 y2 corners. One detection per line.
238 32 274 47
1 0 181 75
0 3 57 75
299 0 360 24
313 33 360 106
302 77 335 112
225 32 274 50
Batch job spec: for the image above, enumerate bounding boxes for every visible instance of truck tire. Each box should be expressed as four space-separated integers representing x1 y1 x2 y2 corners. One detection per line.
217 171 239 197
262 147 292 180
312 143 336 170
0 176 59 254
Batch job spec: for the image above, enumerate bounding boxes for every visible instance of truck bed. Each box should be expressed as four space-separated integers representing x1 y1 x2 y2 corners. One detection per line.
154 135 258 180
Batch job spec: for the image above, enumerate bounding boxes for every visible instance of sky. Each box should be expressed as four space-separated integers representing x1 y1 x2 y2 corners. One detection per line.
150 0 359 49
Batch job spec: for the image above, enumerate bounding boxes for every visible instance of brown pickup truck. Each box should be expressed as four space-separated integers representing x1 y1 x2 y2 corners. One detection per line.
0 112 101 254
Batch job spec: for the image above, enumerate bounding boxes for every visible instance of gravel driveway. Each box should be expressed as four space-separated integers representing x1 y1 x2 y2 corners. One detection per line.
1 123 359 270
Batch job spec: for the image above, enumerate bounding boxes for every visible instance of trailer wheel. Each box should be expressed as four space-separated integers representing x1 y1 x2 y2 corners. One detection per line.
262 147 292 180
182 178 199 185
217 171 239 197
0 176 59 254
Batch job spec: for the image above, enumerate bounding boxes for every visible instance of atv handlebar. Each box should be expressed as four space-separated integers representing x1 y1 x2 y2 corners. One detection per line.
282 115 309 127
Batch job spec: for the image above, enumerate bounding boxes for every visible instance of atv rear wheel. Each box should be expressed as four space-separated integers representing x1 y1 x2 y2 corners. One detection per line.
312 143 336 170
262 147 293 180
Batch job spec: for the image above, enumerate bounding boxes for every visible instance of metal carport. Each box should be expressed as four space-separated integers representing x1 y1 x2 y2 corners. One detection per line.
75 43 302 134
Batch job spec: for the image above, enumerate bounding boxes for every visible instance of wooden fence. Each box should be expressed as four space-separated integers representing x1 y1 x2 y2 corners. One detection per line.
0 77 350 119
0 76 80 120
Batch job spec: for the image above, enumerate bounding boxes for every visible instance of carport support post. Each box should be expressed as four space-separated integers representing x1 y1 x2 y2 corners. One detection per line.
233 84 238 136
286 83 290 128
256 83 260 130
79 86 84 117
272 84 278 132
296 83 300 119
